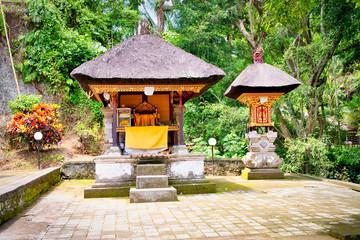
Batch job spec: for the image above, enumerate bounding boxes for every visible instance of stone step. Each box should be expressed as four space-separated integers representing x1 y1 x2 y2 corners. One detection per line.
136 175 168 189
129 187 178 203
137 164 167 176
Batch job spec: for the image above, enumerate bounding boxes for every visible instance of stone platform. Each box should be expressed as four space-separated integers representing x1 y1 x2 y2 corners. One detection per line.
241 167 285 180
84 153 216 198
2 175 360 239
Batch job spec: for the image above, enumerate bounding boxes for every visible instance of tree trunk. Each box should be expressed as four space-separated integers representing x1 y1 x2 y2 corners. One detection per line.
274 107 292 139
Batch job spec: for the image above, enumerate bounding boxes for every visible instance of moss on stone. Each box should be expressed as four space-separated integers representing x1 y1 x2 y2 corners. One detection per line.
84 187 131 198
172 183 216 194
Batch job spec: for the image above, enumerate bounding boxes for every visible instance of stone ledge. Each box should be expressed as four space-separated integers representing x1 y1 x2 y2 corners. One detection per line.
0 167 60 225
241 168 284 180
172 182 216 194
84 186 130 198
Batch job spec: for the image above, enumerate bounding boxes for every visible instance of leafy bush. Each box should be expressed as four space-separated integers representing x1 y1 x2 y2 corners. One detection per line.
184 101 248 155
328 147 360 183
281 137 334 178
189 137 222 159
222 133 247 158
7 103 64 149
75 122 104 155
8 94 42 114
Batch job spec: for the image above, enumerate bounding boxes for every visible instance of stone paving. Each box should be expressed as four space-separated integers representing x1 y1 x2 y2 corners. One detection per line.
0 175 360 239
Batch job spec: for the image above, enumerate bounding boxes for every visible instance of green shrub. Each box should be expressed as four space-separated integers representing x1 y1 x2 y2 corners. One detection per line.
189 137 222 159
8 94 42 114
328 147 360 183
222 133 247 158
281 137 334 178
75 122 104 155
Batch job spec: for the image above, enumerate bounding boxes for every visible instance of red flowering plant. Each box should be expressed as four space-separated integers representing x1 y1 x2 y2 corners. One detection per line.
7 103 64 150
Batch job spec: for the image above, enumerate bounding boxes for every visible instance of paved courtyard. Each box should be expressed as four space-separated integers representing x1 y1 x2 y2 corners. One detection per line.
0 175 359 240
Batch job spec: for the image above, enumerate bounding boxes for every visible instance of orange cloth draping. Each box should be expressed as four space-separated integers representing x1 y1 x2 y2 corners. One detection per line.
134 113 156 126
125 126 168 149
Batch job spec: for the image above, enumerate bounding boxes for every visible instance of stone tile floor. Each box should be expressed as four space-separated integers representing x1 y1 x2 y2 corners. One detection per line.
0 175 359 239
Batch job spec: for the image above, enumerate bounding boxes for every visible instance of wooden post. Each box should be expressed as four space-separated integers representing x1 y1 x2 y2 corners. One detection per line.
178 91 185 145
112 93 119 147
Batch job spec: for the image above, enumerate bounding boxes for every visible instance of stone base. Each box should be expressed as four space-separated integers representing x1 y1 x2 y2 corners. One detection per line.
84 186 130 198
172 182 216 194
241 168 284 180
171 145 189 154
136 175 168 188
137 164 167 175
130 187 178 203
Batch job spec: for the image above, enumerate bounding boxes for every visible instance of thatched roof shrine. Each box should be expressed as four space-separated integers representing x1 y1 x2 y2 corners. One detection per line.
224 62 301 100
71 33 225 102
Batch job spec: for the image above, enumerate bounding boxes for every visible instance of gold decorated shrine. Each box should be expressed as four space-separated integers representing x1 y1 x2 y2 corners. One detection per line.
237 92 284 128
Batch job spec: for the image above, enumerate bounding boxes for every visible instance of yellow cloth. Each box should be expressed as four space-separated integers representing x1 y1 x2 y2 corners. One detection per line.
134 113 156 126
125 126 168 149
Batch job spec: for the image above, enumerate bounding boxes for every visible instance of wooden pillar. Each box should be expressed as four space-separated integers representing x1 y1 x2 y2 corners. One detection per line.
112 93 119 147
178 91 185 145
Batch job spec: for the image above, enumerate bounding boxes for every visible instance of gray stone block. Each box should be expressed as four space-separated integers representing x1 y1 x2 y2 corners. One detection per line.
241 167 284 180
129 187 178 203
136 175 168 188
137 164 167 175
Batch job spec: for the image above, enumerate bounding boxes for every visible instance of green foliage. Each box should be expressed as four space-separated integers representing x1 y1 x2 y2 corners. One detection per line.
281 137 334 178
75 121 104 143
184 101 248 155
342 75 360 129
19 0 139 126
0 8 5 37
75 121 104 155
43 153 64 164
222 133 247 158
8 94 42 114
328 147 360 183
189 137 222 159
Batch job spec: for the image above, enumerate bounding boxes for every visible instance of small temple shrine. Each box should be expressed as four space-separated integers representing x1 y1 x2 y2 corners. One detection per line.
224 48 301 179
70 21 225 202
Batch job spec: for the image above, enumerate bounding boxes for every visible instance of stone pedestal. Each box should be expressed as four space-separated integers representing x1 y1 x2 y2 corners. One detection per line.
241 131 284 180
84 153 216 198
101 107 114 153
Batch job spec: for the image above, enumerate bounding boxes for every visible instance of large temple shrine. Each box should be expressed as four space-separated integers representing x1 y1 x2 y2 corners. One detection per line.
71 22 225 155
70 21 225 201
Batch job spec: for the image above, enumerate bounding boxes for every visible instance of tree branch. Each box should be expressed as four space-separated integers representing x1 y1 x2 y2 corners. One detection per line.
233 19 257 52
308 36 342 87
274 107 292 139
248 0 254 34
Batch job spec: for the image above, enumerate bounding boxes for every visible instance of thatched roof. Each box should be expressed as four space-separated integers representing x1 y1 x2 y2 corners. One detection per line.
224 63 301 99
71 34 225 101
